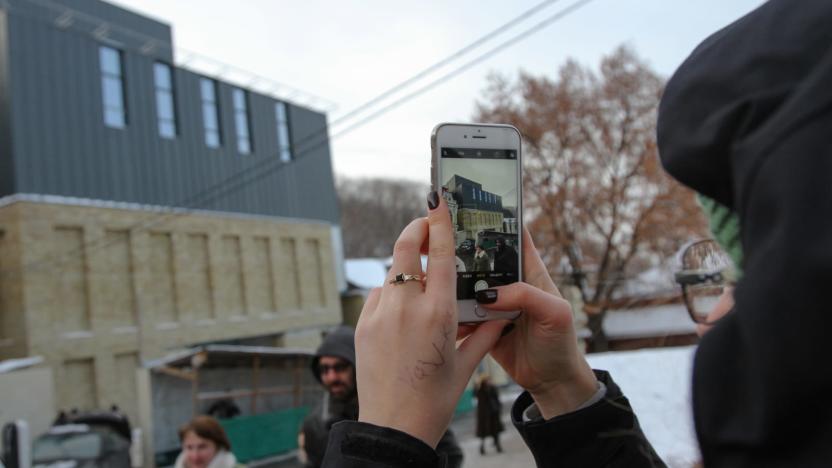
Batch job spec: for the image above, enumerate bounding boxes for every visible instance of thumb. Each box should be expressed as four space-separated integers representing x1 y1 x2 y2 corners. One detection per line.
480 283 574 331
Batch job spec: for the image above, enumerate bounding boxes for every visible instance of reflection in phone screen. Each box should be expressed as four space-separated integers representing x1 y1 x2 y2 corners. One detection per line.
440 147 519 300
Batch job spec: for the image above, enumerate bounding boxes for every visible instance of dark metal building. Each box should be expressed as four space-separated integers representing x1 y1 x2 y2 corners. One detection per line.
444 174 503 212
0 0 339 223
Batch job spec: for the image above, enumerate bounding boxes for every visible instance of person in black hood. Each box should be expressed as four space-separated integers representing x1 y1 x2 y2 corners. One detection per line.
299 326 359 468
299 325 464 468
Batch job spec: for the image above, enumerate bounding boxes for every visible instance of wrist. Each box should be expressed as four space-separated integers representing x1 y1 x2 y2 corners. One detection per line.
358 412 443 448
528 364 599 419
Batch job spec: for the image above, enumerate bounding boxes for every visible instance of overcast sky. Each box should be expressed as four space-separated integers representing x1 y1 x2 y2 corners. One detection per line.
110 0 765 184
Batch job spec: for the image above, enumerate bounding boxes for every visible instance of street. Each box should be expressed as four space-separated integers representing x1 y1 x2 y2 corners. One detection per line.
451 405 535 468
260 386 534 468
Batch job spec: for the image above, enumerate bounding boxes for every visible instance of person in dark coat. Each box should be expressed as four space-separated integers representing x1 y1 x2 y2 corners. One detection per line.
492 237 517 274
299 325 464 468
320 1 832 466
474 375 503 455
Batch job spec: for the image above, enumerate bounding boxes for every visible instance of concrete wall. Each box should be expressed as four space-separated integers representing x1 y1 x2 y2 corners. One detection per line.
0 198 342 429
0 366 56 436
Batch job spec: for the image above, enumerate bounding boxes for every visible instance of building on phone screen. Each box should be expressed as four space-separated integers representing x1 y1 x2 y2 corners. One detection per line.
443 175 506 241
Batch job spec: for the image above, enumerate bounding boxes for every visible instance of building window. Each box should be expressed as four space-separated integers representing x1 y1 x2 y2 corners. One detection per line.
99 46 127 128
232 88 252 154
275 102 293 162
153 63 177 139
200 78 222 148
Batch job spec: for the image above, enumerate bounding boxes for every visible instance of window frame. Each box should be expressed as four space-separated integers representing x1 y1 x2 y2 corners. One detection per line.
232 88 253 154
200 78 223 148
275 101 293 162
99 46 128 129
153 62 178 139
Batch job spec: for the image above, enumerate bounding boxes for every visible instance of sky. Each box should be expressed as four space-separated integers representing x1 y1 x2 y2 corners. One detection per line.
109 0 765 184
443 158 518 208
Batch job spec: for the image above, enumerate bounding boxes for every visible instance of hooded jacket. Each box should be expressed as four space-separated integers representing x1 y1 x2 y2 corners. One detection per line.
658 1 832 466
301 326 360 468
301 326 464 467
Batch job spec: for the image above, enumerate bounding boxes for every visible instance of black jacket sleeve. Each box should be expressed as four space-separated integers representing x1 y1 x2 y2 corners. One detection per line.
511 370 664 468
321 421 444 468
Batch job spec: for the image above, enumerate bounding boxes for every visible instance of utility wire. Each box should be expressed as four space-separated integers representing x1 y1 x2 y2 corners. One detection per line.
328 0 564 128
5 0 596 279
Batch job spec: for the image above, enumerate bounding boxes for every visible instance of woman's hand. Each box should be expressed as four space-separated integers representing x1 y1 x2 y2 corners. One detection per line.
355 193 506 447
479 228 598 419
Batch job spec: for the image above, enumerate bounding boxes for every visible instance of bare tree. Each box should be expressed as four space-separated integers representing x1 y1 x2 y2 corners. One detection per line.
475 45 707 351
338 177 428 258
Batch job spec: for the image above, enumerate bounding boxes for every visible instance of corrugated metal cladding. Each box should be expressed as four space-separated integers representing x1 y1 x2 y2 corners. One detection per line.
0 0 339 224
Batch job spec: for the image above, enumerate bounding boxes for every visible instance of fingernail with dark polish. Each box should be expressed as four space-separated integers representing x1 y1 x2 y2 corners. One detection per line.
475 289 498 304
500 323 515 337
427 191 440 210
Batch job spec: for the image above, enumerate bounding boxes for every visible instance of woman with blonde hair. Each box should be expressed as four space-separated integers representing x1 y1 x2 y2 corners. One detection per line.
175 416 245 468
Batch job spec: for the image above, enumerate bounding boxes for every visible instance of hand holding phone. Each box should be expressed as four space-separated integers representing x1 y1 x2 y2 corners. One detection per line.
431 123 523 322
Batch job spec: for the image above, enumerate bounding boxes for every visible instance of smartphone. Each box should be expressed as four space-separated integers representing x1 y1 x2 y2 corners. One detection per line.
431 123 523 322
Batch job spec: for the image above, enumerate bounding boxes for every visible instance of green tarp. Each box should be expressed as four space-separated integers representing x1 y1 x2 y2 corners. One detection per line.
215 391 475 463
220 407 309 463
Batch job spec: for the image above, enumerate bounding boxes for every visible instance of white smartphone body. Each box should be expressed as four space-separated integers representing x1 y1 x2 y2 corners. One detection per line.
431 123 523 323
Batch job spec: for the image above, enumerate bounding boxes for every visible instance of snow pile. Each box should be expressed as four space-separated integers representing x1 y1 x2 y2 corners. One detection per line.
344 258 388 289
603 304 697 339
587 346 699 467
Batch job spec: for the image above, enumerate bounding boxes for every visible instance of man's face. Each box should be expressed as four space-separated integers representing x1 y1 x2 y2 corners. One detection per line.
317 356 355 400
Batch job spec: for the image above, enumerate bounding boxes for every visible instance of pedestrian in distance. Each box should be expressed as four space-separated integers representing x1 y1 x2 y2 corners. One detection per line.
492 237 518 274
473 243 491 272
474 374 504 455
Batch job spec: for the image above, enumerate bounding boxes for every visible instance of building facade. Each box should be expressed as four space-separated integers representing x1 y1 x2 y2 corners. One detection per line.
0 0 343 433
444 175 506 243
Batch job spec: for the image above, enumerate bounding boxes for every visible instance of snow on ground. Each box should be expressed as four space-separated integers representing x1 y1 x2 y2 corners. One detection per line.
586 346 699 467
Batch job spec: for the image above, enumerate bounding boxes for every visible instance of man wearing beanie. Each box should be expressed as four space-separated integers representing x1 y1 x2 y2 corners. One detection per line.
298 326 464 467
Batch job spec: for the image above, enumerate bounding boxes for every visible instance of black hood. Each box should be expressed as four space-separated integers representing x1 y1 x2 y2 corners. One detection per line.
657 0 832 208
311 325 355 383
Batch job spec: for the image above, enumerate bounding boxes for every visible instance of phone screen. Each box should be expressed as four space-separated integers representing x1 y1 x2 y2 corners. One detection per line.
440 147 520 300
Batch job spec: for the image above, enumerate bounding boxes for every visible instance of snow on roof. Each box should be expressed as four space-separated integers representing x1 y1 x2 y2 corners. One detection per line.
346 256 428 290
603 303 697 339
586 346 699 466
345 258 388 289
144 344 314 369
0 356 44 373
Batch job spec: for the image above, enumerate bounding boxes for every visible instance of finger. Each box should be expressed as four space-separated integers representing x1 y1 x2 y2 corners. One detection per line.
387 218 429 293
356 287 382 328
420 228 430 256
364 287 382 313
456 323 478 341
425 192 457 296
521 227 560 296
455 320 508 382
480 283 573 330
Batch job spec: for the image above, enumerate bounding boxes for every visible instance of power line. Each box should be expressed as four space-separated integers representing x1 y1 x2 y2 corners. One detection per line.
328 0 564 128
4 0 596 280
